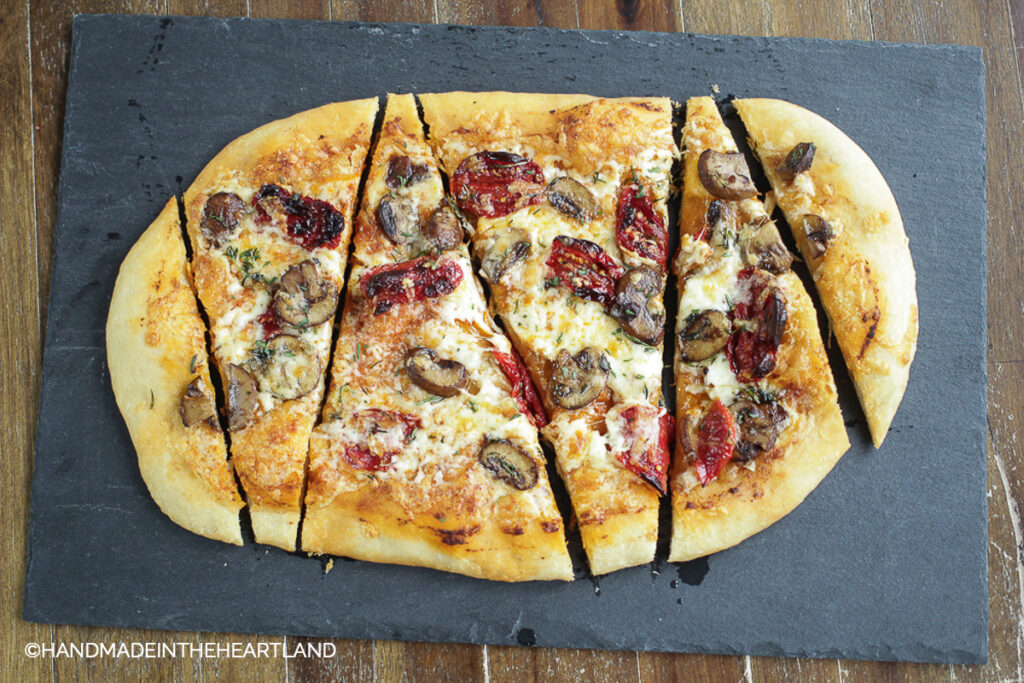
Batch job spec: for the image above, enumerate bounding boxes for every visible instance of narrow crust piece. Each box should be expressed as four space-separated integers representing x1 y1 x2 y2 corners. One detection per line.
107 199 244 545
670 97 849 562
421 92 677 575
735 98 918 447
182 99 378 549
302 94 572 581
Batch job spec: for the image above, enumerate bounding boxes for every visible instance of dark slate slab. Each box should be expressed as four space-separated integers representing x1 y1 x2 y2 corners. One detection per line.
24 14 987 664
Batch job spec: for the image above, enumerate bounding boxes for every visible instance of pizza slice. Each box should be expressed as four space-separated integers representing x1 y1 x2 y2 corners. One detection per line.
735 98 918 447
107 199 244 544
669 96 849 562
181 99 378 549
301 94 572 581
420 92 676 575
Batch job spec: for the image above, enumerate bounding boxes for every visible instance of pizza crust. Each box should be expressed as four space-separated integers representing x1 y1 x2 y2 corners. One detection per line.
106 199 244 545
735 98 918 447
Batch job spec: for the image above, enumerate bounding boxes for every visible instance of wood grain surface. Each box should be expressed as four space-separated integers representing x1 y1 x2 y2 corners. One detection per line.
3 0 1018 680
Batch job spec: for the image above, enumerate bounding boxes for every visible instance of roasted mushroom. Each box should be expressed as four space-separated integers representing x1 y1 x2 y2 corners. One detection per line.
551 347 609 410
610 266 665 346
179 377 218 428
478 228 531 283
741 219 793 274
404 347 468 398
385 155 429 190
201 192 245 245
478 438 538 490
547 177 598 222
729 397 788 461
678 309 731 363
254 335 321 400
419 202 464 252
705 199 736 247
225 363 257 431
697 149 758 200
274 260 339 327
801 214 834 258
377 196 419 245
776 142 816 182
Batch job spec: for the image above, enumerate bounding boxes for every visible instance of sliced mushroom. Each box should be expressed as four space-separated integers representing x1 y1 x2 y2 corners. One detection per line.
678 309 731 363
201 192 245 245
697 149 758 200
179 377 217 428
478 438 538 490
404 347 468 397
551 347 609 410
377 196 419 245
776 142 816 182
254 335 321 400
609 266 665 346
225 363 257 431
741 219 793 274
478 228 531 283
801 214 834 259
385 155 429 190
274 260 339 327
419 202 464 252
547 177 598 222
705 199 736 248
729 398 788 461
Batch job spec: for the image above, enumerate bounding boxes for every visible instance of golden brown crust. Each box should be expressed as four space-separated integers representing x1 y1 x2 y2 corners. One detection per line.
181 99 378 549
302 94 572 581
670 97 849 561
735 98 917 447
106 199 244 545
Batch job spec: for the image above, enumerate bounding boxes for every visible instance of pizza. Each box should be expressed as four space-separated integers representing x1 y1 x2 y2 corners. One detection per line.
735 98 918 447
419 92 677 575
669 96 850 561
301 94 573 581
180 99 378 549
107 199 244 544
107 90 917 580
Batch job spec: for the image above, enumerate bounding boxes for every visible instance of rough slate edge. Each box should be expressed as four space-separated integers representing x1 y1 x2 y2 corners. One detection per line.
22 14 987 664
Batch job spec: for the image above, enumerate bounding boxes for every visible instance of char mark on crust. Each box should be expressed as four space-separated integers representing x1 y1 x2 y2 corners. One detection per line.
436 525 481 546
541 520 560 533
858 307 881 359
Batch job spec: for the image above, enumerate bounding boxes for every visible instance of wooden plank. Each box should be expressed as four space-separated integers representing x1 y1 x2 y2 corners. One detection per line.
489 646 639 683
332 0 436 23
577 0 680 32
435 0 539 27
1 0 55 681
166 0 246 16
372 640 485 682
679 0 766 36
290 638 374 682
250 0 330 20
764 0 871 40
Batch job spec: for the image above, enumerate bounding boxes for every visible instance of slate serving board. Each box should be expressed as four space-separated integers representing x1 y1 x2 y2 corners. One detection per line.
24 14 987 663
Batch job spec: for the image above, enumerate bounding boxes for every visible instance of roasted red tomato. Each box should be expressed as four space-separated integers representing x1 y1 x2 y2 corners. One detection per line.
614 405 673 494
695 399 739 485
493 349 548 428
257 307 282 340
726 267 787 383
360 257 463 315
252 184 346 251
545 236 625 307
341 408 421 472
450 151 545 218
616 182 668 267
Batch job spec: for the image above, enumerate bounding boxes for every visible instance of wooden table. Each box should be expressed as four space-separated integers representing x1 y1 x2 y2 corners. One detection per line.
2 0 1019 680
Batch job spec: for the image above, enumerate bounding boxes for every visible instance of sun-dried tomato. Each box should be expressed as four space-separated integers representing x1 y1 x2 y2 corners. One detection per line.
545 236 624 307
616 182 668 267
726 267 787 383
493 349 548 428
360 257 463 315
252 184 346 251
695 399 739 485
257 307 282 340
614 405 673 494
450 151 545 218
341 409 421 472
